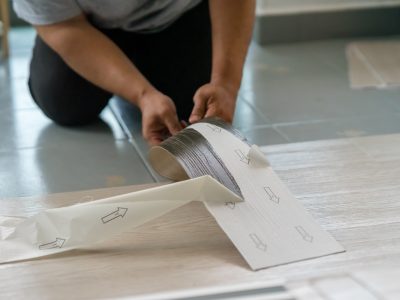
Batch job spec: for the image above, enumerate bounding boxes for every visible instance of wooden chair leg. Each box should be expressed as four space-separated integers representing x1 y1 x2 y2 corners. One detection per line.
0 0 10 58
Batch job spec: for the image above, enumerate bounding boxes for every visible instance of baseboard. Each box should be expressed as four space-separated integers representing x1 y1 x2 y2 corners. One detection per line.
253 6 400 44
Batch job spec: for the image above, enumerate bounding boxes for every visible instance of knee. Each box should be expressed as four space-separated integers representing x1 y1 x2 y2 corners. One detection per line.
28 77 111 127
28 37 112 126
44 108 104 127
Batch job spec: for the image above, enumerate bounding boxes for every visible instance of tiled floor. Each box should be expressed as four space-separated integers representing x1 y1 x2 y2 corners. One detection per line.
1 27 400 198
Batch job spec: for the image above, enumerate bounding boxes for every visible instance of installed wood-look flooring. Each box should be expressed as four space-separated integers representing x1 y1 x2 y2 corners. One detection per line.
1 133 399 299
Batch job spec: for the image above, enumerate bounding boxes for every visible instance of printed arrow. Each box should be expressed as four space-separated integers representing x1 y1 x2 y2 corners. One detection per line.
207 125 222 133
39 238 66 250
249 233 268 252
101 207 128 224
263 187 280 204
295 226 314 243
234 149 250 164
225 202 236 209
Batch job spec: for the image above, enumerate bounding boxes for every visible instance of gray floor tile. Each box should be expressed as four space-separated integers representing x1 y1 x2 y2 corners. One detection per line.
241 40 400 124
0 107 127 152
0 66 11 94
109 98 147 152
310 36 400 74
242 126 288 146
277 114 400 142
233 95 271 130
8 54 31 79
276 120 345 143
1 77 36 110
335 114 400 138
0 139 154 198
9 27 36 55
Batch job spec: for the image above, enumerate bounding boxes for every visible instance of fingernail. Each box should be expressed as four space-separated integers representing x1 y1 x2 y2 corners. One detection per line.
181 120 189 128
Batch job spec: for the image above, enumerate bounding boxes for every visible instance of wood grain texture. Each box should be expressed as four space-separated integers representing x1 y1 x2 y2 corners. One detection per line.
0 0 9 58
1 134 400 299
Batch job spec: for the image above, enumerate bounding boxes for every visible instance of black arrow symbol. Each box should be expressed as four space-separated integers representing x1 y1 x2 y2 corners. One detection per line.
39 238 66 250
249 233 267 252
263 187 280 204
295 226 314 243
101 207 128 224
234 149 250 164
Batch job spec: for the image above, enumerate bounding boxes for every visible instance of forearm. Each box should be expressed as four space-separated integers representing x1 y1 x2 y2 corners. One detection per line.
209 0 255 91
35 15 154 105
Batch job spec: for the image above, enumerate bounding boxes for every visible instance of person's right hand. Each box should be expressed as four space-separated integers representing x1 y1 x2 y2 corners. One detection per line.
138 90 183 146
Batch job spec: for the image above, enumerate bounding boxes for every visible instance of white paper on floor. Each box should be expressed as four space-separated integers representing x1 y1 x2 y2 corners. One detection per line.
346 40 400 89
0 176 242 264
149 122 344 270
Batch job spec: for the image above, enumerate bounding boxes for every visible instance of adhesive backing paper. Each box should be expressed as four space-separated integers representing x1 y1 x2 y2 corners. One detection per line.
0 176 241 264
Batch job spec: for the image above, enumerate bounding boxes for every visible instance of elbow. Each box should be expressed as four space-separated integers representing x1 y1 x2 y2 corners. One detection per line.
34 15 87 58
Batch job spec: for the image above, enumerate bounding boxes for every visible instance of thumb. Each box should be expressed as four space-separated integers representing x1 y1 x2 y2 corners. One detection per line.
190 87 211 123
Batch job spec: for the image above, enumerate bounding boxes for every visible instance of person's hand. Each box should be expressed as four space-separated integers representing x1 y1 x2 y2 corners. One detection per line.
138 90 182 146
189 83 238 124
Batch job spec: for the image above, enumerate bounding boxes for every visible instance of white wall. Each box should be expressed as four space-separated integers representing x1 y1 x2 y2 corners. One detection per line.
257 0 400 15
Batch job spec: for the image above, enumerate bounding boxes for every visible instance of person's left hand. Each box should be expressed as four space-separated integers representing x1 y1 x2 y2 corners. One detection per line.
189 83 238 124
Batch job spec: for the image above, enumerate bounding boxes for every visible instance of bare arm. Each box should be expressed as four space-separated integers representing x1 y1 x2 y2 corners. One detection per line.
35 15 182 145
189 0 255 123
35 14 152 104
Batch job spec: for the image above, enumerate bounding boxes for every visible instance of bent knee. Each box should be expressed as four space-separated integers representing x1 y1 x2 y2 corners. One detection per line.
28 78 111 126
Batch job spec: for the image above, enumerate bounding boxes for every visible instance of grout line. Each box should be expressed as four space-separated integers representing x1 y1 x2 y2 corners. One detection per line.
351 44 387 88
272 125 291 143
243 112 400 130
238 93 273 124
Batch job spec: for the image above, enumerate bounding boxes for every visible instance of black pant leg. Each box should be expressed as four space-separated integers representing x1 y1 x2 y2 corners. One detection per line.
115 0 212 121
29 36 112 126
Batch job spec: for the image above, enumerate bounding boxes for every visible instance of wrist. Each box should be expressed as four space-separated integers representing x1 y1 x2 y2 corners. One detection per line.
127 83 157 108
210 76 240 96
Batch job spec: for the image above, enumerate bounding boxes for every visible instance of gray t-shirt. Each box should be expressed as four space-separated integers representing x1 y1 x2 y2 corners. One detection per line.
13 0 202 33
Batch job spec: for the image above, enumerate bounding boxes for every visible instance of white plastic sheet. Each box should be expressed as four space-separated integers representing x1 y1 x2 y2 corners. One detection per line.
0 176 242 264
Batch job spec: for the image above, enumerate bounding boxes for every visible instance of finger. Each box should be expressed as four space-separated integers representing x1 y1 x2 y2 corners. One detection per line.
204 104 218 119
142 124 163 146
205 110 233 123
190 88 211 123
181 120 189 128
148 136 163 146
165 113 183 136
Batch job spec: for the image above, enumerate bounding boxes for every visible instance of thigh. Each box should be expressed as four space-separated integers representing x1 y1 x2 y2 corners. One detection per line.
116 0 212 121
29 36 112 126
